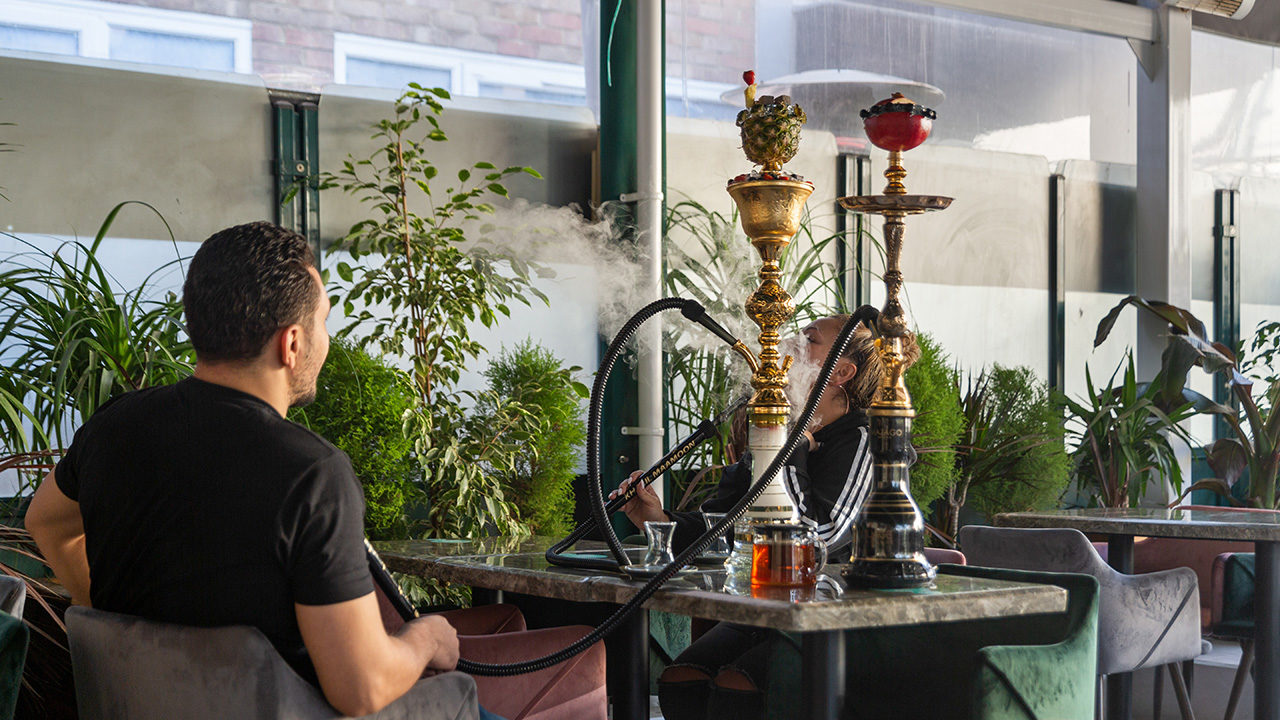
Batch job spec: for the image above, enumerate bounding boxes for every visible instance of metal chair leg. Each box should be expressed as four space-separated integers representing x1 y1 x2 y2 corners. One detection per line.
1154 665 1165 719
1097 675 1106 720
1224 639 1254 720
1169 663 1196 720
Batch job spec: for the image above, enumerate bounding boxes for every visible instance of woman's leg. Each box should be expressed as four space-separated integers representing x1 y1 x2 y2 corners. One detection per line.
658 623 770 720
706 632 794 720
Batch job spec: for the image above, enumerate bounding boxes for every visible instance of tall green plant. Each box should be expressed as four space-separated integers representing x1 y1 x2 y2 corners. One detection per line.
903 332 965 518
0 202 191 482
938 366 1068 537
1059 350 1196 508
321 86 544 540
290 339 421 540
1094 297 1280 508
481 340 588 536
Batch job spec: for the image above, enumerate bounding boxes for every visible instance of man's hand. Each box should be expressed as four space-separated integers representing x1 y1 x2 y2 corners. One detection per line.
608 471 667 529
298 592 444 716
402 614 459 672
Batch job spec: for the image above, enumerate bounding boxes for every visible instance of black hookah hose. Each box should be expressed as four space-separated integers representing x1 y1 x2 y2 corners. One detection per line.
366 299 742 609
451 304 880 676
545 395 747 572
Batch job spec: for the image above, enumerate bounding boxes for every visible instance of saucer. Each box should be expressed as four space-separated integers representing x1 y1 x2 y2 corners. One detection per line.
621 563 695 579
691 551 730 567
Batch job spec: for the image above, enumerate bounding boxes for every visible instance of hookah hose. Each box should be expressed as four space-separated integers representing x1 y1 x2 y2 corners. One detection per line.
364 300 743 622
449 303 880 677
544 394 748 572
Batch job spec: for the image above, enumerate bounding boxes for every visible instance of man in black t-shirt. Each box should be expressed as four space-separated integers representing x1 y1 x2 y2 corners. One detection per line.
27 222 462 717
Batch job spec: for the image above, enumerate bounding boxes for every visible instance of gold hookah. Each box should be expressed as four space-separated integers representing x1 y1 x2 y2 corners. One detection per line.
722 71 815 586
723 78 951 589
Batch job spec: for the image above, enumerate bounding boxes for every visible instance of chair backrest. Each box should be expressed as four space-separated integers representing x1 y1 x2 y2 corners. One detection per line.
67 607 342 720
840 564 1098 720
0 577 23 620
67 607 479 720
959 525 1202 676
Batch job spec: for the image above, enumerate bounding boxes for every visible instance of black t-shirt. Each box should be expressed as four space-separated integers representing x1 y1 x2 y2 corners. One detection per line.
54 376 373 682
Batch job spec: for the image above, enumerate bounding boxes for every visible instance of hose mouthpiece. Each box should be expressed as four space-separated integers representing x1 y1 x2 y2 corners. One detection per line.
680 301 740 347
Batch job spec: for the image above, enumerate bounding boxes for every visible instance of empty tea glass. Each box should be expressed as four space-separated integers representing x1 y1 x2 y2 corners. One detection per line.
641 521 677 568
702 513 732 556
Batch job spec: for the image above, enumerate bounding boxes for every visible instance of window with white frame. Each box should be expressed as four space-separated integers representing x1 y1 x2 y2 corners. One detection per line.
335 34 588 105
0 0 251 74
335 33 734 116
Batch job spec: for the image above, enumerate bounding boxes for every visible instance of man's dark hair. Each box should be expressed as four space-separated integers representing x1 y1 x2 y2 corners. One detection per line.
184 222 319 362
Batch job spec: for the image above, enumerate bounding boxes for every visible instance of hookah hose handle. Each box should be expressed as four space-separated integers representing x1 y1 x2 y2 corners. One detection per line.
366 539 419 622
456 306 879 677
544 395 746 571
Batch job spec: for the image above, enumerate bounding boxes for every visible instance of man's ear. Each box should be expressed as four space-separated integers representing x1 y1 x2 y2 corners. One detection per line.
276 324 304 370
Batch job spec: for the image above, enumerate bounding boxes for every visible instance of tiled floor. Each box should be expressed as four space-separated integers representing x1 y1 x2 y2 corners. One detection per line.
1133 639 1252 719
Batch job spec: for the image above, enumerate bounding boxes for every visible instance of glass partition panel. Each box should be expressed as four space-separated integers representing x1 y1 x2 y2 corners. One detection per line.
1239 175 1280 383
1060 160 1135 402
0 54 273 243
718 0 1134 166
865 144 1051 380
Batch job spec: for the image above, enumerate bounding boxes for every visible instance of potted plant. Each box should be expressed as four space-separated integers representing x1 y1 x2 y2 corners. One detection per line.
320 86 549 543
1058 350 1198 508
936 365 1069 538
1094 297 1280 508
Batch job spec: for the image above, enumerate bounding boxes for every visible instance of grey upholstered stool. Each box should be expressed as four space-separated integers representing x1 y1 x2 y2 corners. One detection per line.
959 525 1203 720
67 607 480 720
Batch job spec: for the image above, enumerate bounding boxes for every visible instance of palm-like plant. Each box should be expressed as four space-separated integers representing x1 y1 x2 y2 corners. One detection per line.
0 201 191 484
938 366 1068 537
1059 351 1197 508
1095 297 1280 508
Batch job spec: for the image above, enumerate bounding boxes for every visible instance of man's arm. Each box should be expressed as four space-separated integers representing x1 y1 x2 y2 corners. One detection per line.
26 470 91 606
296 593 459 717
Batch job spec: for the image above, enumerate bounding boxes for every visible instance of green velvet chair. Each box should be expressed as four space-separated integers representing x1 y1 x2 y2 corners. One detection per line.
760 564 1098 720
0 576 27 720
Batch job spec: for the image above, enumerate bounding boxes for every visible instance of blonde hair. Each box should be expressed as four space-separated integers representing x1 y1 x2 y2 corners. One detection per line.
829 316 921 410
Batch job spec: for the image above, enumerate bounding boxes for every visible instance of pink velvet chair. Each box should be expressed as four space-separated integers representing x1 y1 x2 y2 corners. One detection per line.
376 590 608 720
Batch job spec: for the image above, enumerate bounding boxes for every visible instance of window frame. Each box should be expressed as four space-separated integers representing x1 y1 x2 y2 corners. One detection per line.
0 0 251 73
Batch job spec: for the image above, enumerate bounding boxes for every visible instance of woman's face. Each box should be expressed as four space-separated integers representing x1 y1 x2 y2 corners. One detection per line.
801 317 849 366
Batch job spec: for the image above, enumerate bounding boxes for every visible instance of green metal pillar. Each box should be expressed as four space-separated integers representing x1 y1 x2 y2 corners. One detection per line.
1213 188 1241 440
271 91 321 260
598 0 666 538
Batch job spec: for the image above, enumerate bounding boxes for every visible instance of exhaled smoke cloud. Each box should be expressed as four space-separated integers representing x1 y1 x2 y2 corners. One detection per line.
461 198 829 416
463 199 762 358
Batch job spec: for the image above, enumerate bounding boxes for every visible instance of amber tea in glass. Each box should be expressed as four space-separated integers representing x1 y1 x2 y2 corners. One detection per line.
750 523 827 587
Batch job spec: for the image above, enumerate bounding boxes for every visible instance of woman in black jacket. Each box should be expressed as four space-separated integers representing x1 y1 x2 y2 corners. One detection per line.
612 315 919 720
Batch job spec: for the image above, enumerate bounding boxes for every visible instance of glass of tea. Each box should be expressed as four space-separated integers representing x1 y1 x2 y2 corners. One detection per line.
750 523 827 587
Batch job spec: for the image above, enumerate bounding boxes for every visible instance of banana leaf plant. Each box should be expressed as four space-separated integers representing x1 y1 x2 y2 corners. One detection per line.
1093 296 1280 508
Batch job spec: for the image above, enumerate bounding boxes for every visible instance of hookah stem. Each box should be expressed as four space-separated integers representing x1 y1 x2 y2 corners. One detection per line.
545 396 748 571
457 306 879 677
366 539 419 621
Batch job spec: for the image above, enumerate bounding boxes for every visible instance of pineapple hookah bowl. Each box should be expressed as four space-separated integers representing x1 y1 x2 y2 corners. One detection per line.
722 71 815 588
840 93 951 589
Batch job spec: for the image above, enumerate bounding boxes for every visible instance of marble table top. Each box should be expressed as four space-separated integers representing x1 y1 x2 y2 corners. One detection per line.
376 539 1067 633
996 506 1280 542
